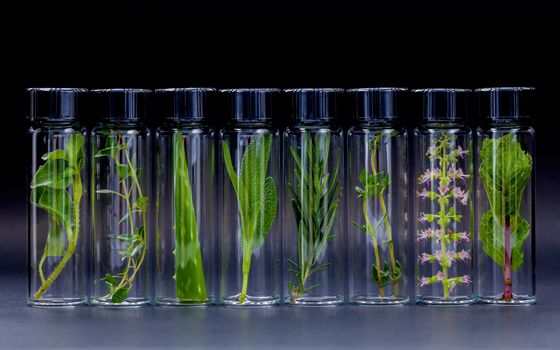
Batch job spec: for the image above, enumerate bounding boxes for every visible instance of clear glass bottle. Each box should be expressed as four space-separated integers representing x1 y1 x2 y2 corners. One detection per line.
413 88 475 305
91 89 152 307
347 88 409 305
155 88 217 306
219 88 281 306
27 88 89 307
283 88 345 306
475 87 536 304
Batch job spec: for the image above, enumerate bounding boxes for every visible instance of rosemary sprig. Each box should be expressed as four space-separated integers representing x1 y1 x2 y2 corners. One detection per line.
96 134 148 303
288 132 341 301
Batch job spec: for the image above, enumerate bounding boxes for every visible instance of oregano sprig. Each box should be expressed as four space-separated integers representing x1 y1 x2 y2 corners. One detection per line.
353 135 401 297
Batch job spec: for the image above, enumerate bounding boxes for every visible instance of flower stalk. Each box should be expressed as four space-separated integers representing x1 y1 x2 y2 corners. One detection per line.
417 135 471 298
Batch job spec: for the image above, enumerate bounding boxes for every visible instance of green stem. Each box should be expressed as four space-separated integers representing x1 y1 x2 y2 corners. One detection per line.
240 239 253 303
372 134 399 297
101 136 147 301
439 138 449 299
34 172 82 299
364 197 384 297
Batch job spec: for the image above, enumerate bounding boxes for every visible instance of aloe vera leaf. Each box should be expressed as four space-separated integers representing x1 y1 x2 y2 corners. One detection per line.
173 132 207 301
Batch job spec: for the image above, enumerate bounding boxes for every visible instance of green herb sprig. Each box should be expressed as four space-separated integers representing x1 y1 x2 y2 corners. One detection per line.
31 133 85 299
222 133 277 304
96 134 148 303
353 135 401 297
287 133 341 302
479 133 532 301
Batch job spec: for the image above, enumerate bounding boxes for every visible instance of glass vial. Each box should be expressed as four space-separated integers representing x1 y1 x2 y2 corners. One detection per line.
155 88 217 306
219 89 281 306
91 89 152 307
347 88 409 305
27 88 89 307
475 87 536 304
413 89 475 305
283 88 345 306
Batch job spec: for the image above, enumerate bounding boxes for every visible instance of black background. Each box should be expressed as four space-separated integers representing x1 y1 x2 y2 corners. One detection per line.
1 2 559 348
1 2 558 262
3 0 559 271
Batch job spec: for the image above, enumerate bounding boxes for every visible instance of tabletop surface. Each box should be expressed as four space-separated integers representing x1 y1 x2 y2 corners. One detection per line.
1 274 559 349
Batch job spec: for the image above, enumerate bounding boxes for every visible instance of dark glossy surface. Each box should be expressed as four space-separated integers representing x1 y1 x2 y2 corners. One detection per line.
0 273 559 349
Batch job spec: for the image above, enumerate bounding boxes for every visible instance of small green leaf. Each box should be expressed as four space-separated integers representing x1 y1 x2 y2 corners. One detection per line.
31 159 72 189
132 196 148 211
96 189 126 198
116 164 130 181
104 273 117 287
111 287 130 303
42 149 67 161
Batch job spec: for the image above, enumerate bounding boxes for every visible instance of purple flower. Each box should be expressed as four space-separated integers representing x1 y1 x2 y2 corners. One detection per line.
419 277 429 287
438 185 450 196
457 250 470 261
460 191 469 206
435 250 445 262
417 229 430 241
420 253 431 264
456 146 468 158
459 232 469 242
461 275 471 285
452 186 469 206
419 213 428 223
417 188 429 200
436 271 446 282
418 228 442 241
448 167 470 181
418 168 440 184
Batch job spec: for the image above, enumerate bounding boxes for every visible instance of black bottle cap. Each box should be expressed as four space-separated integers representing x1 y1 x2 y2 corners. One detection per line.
476 87 535 120
155 88 215 121
413 88 470 121
220 88 280 122
92 88 151 122
285 88 343 122
27 88 88 121
348 87 407 120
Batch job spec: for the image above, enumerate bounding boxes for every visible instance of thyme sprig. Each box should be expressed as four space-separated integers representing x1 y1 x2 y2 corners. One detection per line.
96 133 148 303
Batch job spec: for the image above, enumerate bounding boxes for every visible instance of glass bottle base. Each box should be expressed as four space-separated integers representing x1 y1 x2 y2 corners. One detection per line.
91 297 151 308
286 295 344 306
221 294 280 307
416 296 475 305
478 294 536 305
350 296 409 305
156 297 215 307
27 297 88 307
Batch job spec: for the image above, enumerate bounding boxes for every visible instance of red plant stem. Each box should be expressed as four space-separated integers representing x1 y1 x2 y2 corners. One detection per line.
502 216 513 302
